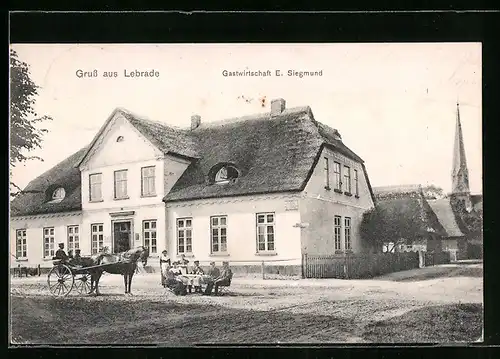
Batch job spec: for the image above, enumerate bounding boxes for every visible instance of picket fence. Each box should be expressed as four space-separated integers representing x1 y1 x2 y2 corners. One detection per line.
302 252 420 279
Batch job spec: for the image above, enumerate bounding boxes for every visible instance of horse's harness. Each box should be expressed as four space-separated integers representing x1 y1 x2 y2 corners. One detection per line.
105 252 139 265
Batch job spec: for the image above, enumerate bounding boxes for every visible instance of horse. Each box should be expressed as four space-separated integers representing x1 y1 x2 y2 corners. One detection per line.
82 246 149 296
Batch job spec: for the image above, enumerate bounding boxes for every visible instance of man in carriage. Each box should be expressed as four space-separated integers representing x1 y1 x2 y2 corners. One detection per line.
69 249 84 268
54 243 69 262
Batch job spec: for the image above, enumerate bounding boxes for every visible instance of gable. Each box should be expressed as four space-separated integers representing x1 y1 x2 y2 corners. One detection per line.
303 146 375 208
80 113 163 170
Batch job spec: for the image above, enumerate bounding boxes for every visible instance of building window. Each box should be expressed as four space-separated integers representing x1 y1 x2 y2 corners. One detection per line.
334 216 342 251
344 166 351 193
67 225 79 253
141 166 156 196
354 169 359 196
143 220 157 254
344 217 352 250
52 187 66 201
43 227 55 259
256 213 275 252
324 157 330 188
114 170 128 199
16 229 27 259
177 218 193 254
91 223 104 254
333 162 342 191
214 165 239 184
89 173 102 201
211 216 228 253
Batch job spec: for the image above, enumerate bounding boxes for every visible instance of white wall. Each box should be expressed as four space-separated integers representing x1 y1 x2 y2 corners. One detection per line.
303 147 374 209
300 147 375 254
81 204 166 257
10 212 82 268
80 114 168 211
76 112 187 260
166 193 302 266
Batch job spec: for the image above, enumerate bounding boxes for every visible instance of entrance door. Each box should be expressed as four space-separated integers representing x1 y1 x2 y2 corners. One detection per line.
113 221 132 253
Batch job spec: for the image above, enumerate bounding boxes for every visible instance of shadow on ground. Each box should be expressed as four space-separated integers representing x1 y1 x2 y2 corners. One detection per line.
362 303 483 343
10 295 356 345
376 265 483 282
10 295 482 345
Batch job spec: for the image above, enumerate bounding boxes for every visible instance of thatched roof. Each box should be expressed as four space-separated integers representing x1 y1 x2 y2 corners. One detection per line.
10 147 88 216
373 184 423 201
76 108 200 168
121 110 200 160
375 195 448 238
11 104 374 216
373 185 480 239
427 199 464 237
165 106 371 202
365 185 448 242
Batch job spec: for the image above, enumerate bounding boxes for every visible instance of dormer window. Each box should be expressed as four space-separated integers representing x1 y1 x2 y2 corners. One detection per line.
215 165 239 184
209 163 240 185
116 136 124 142
50 187 66 203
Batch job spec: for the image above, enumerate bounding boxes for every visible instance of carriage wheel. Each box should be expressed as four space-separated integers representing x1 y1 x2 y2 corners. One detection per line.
47 264 74 297
74 273 92 294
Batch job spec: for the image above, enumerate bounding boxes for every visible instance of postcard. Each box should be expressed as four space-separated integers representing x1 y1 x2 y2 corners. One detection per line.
9 43 483 345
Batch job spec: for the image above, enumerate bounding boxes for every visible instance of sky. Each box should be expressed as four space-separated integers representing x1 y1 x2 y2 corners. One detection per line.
10 43 482 195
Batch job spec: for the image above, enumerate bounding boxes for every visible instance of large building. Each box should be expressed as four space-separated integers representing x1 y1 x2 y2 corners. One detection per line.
10 99 376 274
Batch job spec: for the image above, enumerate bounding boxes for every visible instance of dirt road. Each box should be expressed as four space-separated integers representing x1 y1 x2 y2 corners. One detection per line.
9 264 483 345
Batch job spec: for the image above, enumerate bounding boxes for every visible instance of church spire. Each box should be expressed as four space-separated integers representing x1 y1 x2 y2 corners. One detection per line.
451 102 470 195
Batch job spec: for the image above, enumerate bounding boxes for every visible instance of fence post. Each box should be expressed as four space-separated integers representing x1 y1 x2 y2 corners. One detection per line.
261 261 265 280
37 264 41 276
344 254 349 279
301 253 306 279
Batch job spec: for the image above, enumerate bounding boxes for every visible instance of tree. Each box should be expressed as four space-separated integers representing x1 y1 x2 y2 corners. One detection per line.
360 198 430 253
450 196 483 238
10 49 52 197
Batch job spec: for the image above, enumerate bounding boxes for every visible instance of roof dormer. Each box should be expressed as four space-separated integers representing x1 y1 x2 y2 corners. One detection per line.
207 163 240 185
47 187 66 203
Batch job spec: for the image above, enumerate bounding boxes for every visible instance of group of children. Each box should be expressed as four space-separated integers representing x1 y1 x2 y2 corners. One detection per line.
159 250 233 295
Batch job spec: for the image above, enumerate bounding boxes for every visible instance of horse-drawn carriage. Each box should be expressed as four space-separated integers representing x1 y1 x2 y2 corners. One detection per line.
47 260 109 297
47 246 149 297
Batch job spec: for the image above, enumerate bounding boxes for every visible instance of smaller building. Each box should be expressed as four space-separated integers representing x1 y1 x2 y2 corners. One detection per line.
427 198 465 260
370 184 447 254
368 103 483 260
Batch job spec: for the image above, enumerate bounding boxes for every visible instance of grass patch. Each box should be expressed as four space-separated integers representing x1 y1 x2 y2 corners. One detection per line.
363 303 483 343
378 266 483 282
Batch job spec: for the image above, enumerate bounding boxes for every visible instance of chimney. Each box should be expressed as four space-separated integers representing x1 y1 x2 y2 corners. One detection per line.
270 98 286 116
191 114 201 130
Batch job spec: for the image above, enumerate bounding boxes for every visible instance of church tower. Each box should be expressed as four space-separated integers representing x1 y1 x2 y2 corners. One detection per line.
451 102 472 210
